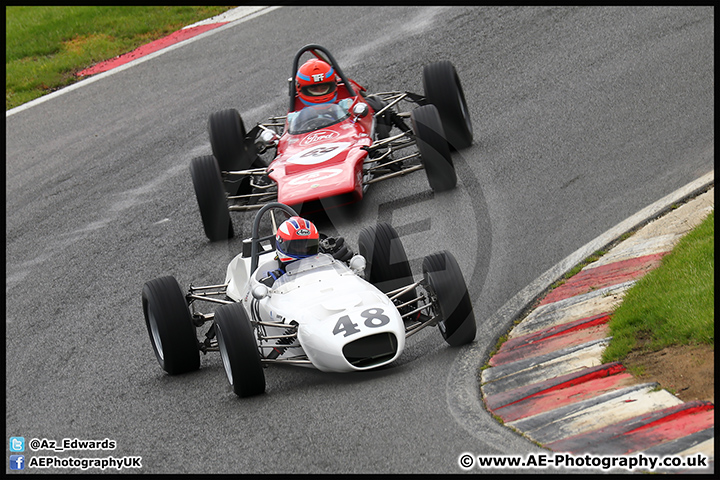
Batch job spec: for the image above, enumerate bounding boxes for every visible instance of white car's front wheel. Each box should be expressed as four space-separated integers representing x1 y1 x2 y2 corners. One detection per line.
214 303 265 397
423 251 476 347
142 276 200 374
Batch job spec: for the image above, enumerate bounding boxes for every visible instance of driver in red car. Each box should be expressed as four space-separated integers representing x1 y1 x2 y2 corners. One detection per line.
293 57 399 141
288 58 358 134
295 58 342 106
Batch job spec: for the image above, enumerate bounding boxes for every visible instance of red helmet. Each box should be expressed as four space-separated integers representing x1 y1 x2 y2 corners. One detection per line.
296 58 337 105
275 216 320 263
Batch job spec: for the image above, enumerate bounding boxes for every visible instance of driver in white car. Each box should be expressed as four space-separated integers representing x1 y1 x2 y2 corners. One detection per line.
261 216 320 286
260 215 355 287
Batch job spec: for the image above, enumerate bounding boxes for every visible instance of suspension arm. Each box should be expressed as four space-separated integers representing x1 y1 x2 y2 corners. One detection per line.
364 152 421 174
405 314 439 338
186 294 234 305
222 167 270 177
260 358 313 366
228 203 274 212
364 164 424 185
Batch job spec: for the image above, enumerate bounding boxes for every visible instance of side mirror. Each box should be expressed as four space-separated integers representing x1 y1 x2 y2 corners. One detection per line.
252 284 269 300
257 129 280 154
349 254 366 276
352 102 369 119
260 129 280 146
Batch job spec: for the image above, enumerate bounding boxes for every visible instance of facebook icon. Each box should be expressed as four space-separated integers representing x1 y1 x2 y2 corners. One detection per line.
10 455 25 470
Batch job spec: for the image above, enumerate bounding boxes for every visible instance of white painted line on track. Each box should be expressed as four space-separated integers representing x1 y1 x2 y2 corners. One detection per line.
182 6 270 29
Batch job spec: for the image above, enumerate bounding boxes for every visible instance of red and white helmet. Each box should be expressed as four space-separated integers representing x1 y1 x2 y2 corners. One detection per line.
296 58 337 105
275 216 320 263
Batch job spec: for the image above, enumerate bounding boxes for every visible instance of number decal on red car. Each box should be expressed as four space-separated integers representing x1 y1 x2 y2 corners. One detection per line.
287 142 351 165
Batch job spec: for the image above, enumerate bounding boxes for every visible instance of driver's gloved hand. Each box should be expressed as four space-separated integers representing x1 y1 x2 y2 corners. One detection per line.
320 236 353 262
261 268 285 287
268 269 285 280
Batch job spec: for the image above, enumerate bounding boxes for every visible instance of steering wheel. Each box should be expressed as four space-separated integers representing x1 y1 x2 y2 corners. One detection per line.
301 117 330 131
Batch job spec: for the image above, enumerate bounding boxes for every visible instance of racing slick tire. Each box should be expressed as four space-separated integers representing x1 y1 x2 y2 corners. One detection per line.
422 251 476 347
190 155 234 242
142 276 201 375
214 302 266 397
358 223 416 307
411 105 456 192
422 60 473 150
208 108 253 172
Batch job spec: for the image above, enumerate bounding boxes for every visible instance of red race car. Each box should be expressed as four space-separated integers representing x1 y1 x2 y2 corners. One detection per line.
190 44 473 241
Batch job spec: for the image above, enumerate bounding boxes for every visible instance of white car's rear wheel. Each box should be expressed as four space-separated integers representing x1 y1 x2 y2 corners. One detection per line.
358 223 416 308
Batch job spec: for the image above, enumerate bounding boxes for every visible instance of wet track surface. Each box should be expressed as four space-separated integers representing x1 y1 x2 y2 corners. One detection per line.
6 7 714 473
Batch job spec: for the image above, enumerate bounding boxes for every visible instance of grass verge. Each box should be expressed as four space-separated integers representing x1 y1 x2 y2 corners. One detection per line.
602 210 714 362
6 6 235 110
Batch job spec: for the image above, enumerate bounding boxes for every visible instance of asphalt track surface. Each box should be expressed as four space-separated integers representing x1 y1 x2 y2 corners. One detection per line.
5 6 714 474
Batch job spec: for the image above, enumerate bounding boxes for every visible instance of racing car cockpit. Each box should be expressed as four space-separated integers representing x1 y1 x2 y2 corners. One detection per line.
288 44 361 113
287 100 353 134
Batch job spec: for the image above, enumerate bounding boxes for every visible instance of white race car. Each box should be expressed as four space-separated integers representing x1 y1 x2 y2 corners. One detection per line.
142 203 476 397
